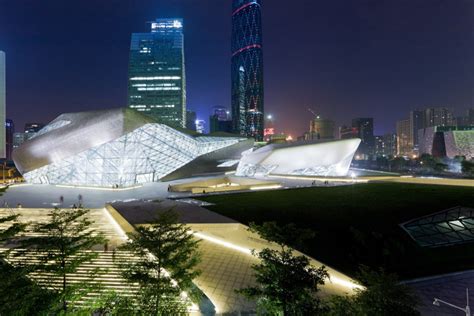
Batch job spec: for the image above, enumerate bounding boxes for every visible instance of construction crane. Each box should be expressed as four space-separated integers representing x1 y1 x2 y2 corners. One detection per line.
307 108 320 119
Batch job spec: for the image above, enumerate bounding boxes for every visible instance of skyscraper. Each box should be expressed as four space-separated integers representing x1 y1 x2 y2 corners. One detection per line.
231 0 264 141
0 51 5 159
128 19 186 128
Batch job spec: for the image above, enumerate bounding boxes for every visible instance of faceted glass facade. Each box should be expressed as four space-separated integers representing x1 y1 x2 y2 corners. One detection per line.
128 19 186 128
402 207 474 247
23 124 242 187
231 0 264 141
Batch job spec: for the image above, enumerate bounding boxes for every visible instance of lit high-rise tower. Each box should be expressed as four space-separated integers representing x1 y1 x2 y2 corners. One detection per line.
128 19 186 128
231 0 264 141
0 51 5 158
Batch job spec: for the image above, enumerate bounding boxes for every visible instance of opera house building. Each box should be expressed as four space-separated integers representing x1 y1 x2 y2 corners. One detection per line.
13 108 360 187
12 108 251 187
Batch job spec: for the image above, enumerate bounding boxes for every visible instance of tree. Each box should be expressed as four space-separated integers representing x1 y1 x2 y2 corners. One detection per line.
0 208 57 315
118 209 201 315
20 207 107 313
461 159 474 176
326 265 419 316
238 222 328 315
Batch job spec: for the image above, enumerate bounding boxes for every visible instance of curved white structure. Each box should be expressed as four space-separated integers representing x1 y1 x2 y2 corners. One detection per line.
236 139 361 177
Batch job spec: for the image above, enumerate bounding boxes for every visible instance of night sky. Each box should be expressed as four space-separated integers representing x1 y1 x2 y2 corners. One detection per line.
1 0 473 136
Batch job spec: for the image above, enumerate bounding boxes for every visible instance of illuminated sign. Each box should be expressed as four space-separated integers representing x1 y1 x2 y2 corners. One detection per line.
264 128 275 136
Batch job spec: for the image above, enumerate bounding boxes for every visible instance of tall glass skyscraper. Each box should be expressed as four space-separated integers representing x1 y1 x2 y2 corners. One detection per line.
231 0 264 141
0 51 6 159
128 19 186 128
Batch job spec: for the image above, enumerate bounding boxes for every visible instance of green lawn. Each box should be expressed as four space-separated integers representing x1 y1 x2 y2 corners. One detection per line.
198 183 474 279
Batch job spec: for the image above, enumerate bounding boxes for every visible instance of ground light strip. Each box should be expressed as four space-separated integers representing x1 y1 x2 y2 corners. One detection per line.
56 184 143 191
193 231 364 291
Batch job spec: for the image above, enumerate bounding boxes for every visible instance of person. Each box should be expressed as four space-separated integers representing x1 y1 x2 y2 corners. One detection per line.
59 196 64 205
104 242 108 253
72 204 77 209
78 194 83 204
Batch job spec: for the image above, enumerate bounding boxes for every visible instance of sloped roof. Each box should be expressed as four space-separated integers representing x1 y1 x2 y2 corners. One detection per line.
13 108 156 173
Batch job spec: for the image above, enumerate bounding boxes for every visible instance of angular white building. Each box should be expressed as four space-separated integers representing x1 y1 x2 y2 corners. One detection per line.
236 139 361 177
13 108 248 187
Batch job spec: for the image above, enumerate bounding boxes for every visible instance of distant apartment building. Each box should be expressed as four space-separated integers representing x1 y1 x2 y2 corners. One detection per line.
424 107 455 128
128 18 186 127
375 133 397 157
397 119 413 156
306 116 335 140
397 107 456 157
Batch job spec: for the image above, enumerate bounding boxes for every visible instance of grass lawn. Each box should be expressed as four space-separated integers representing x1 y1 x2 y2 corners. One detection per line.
197 183 474 279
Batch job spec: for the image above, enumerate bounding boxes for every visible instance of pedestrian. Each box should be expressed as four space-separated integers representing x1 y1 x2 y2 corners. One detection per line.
104 242 108 253
59 195 64 205
78 194 83 204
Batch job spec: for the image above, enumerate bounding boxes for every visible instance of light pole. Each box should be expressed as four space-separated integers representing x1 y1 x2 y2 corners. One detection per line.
433 288 471 316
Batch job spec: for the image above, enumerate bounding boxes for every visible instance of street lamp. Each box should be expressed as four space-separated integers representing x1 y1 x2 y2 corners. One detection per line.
433 288 471 316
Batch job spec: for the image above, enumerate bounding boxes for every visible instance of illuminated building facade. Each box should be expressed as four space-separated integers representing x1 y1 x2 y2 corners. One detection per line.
231 0 264 141
13 108 247 187
236 139 361 177
128 19 186 128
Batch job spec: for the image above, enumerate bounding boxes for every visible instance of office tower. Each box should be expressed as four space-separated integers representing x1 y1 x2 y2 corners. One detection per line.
424 107 455 128
231 0 264 141
0 51 5 159
128 19 186 127
308 116 335 140
186 110 197 131
352 118 375 158
5 119 13 160
396 119 413 156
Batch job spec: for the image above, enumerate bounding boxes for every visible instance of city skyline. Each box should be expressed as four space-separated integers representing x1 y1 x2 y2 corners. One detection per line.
0 0 473 137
